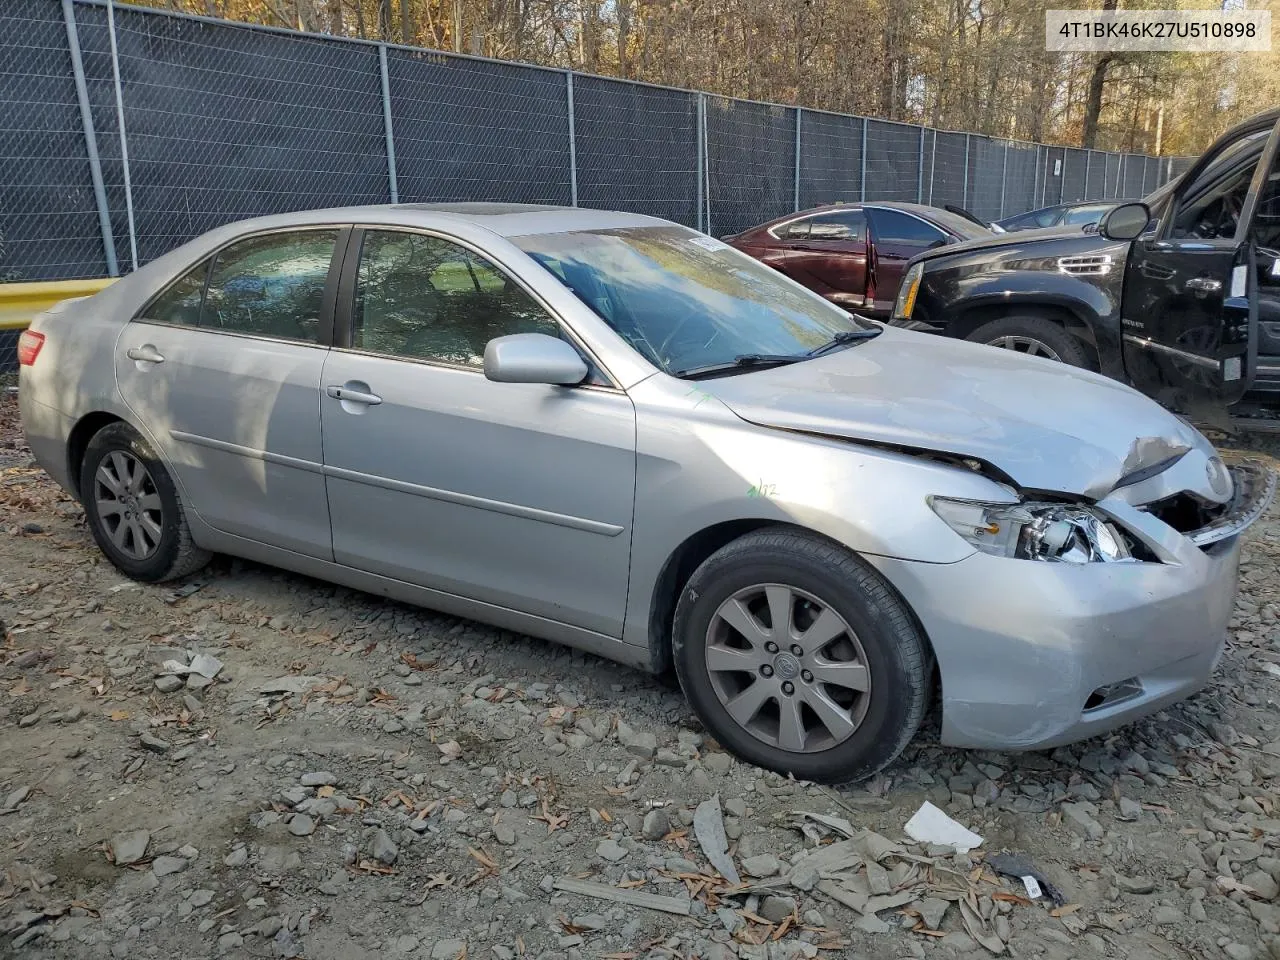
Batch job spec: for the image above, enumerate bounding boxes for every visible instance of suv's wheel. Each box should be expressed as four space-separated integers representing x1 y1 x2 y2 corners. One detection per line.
672 529 931 783
967 315 1091 367
80 422 210 582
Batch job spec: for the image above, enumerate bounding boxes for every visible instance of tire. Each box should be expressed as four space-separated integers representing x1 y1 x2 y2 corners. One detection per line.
80 421 210 583
967 315 1092 368
672 528 931 784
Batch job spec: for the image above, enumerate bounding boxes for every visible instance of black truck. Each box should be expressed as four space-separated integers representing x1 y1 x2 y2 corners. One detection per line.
889 108 1280 417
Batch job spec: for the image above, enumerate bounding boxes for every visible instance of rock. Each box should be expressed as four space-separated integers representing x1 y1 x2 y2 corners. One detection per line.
742 854 781 877
789 864 820 891
190 890 215 908
1246 871 1280 900
642 808 670 841
494 822 516 846
1150 906 1183 926
760 895 797 923
152 855 187 877
18 713 40 728
1116 875 1156 895
617 720 657 759
368 829 398 864
218 932 244 951
917 897 949 930
154 675 184 693
224 847 248 867
300 772 336 787
1225 945 1254 960
1061 802 1104 840
597 838 627 862
4 786 31 809
704 753 732 775
1117 797 1143 821
288 815 315 837
855 913 891 934
431 940 467 959
138 732 170 754
111 830 150 866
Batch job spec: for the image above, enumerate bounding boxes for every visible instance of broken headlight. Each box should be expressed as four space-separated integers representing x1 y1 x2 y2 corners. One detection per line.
929 498 1134 563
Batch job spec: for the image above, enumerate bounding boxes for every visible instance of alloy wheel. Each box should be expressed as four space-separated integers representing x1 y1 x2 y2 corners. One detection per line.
704 583 871 753
94 450 163 560
986 335 1063 361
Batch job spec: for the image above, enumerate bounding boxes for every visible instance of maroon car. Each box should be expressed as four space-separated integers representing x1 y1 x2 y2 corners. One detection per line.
725 202 991 316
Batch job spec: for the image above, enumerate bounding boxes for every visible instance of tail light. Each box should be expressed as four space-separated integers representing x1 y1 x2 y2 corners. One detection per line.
17 330 45 366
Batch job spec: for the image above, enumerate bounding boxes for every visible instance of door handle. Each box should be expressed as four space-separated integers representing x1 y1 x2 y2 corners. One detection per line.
126 345 165 364
1185 276 1223 295
325 384 382 406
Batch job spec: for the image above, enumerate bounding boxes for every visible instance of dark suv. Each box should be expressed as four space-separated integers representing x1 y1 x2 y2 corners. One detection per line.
890 108 1280 415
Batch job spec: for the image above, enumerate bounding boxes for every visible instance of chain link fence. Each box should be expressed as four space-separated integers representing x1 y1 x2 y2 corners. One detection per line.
1 0 1189 370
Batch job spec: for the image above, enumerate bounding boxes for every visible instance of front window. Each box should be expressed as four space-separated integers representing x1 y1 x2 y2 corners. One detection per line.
512 226 870 375
1063 204 1112 226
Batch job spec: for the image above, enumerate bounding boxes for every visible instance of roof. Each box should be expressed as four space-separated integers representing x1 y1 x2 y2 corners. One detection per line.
181 203 671 242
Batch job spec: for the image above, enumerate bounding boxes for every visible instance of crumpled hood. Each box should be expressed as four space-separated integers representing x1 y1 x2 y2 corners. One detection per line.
697 326 1204 499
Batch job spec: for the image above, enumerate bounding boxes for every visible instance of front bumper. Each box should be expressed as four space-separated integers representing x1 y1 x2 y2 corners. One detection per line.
866 465 1273 751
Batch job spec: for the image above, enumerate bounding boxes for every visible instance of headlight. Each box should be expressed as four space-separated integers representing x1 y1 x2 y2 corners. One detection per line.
892 263 922 320
929 497 1135 563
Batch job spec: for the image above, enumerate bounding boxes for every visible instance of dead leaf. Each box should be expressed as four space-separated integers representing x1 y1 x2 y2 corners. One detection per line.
108 710 130 721
317 785 335 798
467 847 498 871
1049 904 1081 918
993 892 1033 906
598 808 613 822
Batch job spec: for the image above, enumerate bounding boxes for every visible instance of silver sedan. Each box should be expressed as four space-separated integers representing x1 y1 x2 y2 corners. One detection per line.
18 203 1275 783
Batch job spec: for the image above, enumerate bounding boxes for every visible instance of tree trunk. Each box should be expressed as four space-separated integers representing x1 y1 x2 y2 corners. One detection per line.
616 0 632 78
400 0 410 44
1081 53 1113 148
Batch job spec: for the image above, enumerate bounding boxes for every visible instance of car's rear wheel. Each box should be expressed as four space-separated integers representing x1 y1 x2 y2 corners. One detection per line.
968 315 1092 368
672 528 931 783
80 422 210 582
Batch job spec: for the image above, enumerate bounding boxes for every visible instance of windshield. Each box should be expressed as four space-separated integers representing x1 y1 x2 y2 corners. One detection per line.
512 226 871 375
927 209 992 239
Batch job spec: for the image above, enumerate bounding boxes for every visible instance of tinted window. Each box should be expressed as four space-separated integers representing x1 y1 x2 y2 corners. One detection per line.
780 220 810 240
141 259 210 326
354 230 561 368
805 210 866 241
202 231 336 343
1063 204 1111 225
868 209 947 248
1170 129 1269 240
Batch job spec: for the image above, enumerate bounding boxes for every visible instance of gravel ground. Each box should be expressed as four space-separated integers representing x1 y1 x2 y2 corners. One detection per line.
7 382 1280 960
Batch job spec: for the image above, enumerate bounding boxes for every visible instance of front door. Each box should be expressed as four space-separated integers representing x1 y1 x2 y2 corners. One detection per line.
319 227 637 638
865 207 949 315
780 209 870 310
114 228 341 559
1122 116 1280 411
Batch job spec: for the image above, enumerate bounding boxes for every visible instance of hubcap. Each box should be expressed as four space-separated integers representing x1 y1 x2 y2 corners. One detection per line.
987 335 1062 361
94 450 162 561
704 583 871 754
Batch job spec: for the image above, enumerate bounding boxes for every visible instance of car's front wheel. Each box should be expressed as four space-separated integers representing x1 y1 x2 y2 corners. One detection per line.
80 421 210 582
672 528 931 783
967 315 1092 367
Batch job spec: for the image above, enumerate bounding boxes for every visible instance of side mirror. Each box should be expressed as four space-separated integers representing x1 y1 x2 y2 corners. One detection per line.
483 333 588 386
1098 202 1152 242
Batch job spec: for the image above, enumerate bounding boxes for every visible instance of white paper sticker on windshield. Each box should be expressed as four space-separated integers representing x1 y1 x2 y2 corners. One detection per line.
688 235 731 252
1230 264 1247 298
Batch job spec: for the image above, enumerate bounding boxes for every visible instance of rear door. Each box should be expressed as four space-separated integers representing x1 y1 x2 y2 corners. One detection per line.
777 209 870 309
115 227 341 559
1122 117 1280 409
865 207 949 315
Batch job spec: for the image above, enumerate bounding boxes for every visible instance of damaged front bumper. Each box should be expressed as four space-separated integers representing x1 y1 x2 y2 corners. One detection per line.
865 459 1275 752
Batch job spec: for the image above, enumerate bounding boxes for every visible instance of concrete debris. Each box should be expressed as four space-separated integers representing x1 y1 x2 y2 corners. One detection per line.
693 795 740 885
904 801 983 853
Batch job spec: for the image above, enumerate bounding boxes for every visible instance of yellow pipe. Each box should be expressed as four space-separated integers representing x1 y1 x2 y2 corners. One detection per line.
0 278 115 331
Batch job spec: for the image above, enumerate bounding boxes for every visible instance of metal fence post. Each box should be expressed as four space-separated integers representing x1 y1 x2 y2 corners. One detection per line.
859 117 868 200
928 129 937 205
793 106 801 212
695 93 705 232
916 125 925 203
377 45 398 203
699 94 710 235
62 0 118 277
1117 154 1125 198
566 72 578 207
105 0 137 270
962 133 970 208
999 141 1008 217
1059 151 1066 204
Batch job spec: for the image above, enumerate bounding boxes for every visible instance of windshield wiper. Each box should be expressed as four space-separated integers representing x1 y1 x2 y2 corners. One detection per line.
672 354 805 380
806 327 883 357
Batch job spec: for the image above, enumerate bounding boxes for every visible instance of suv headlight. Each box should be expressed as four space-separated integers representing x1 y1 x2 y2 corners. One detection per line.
892 262 923 320
930 497 1135 563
